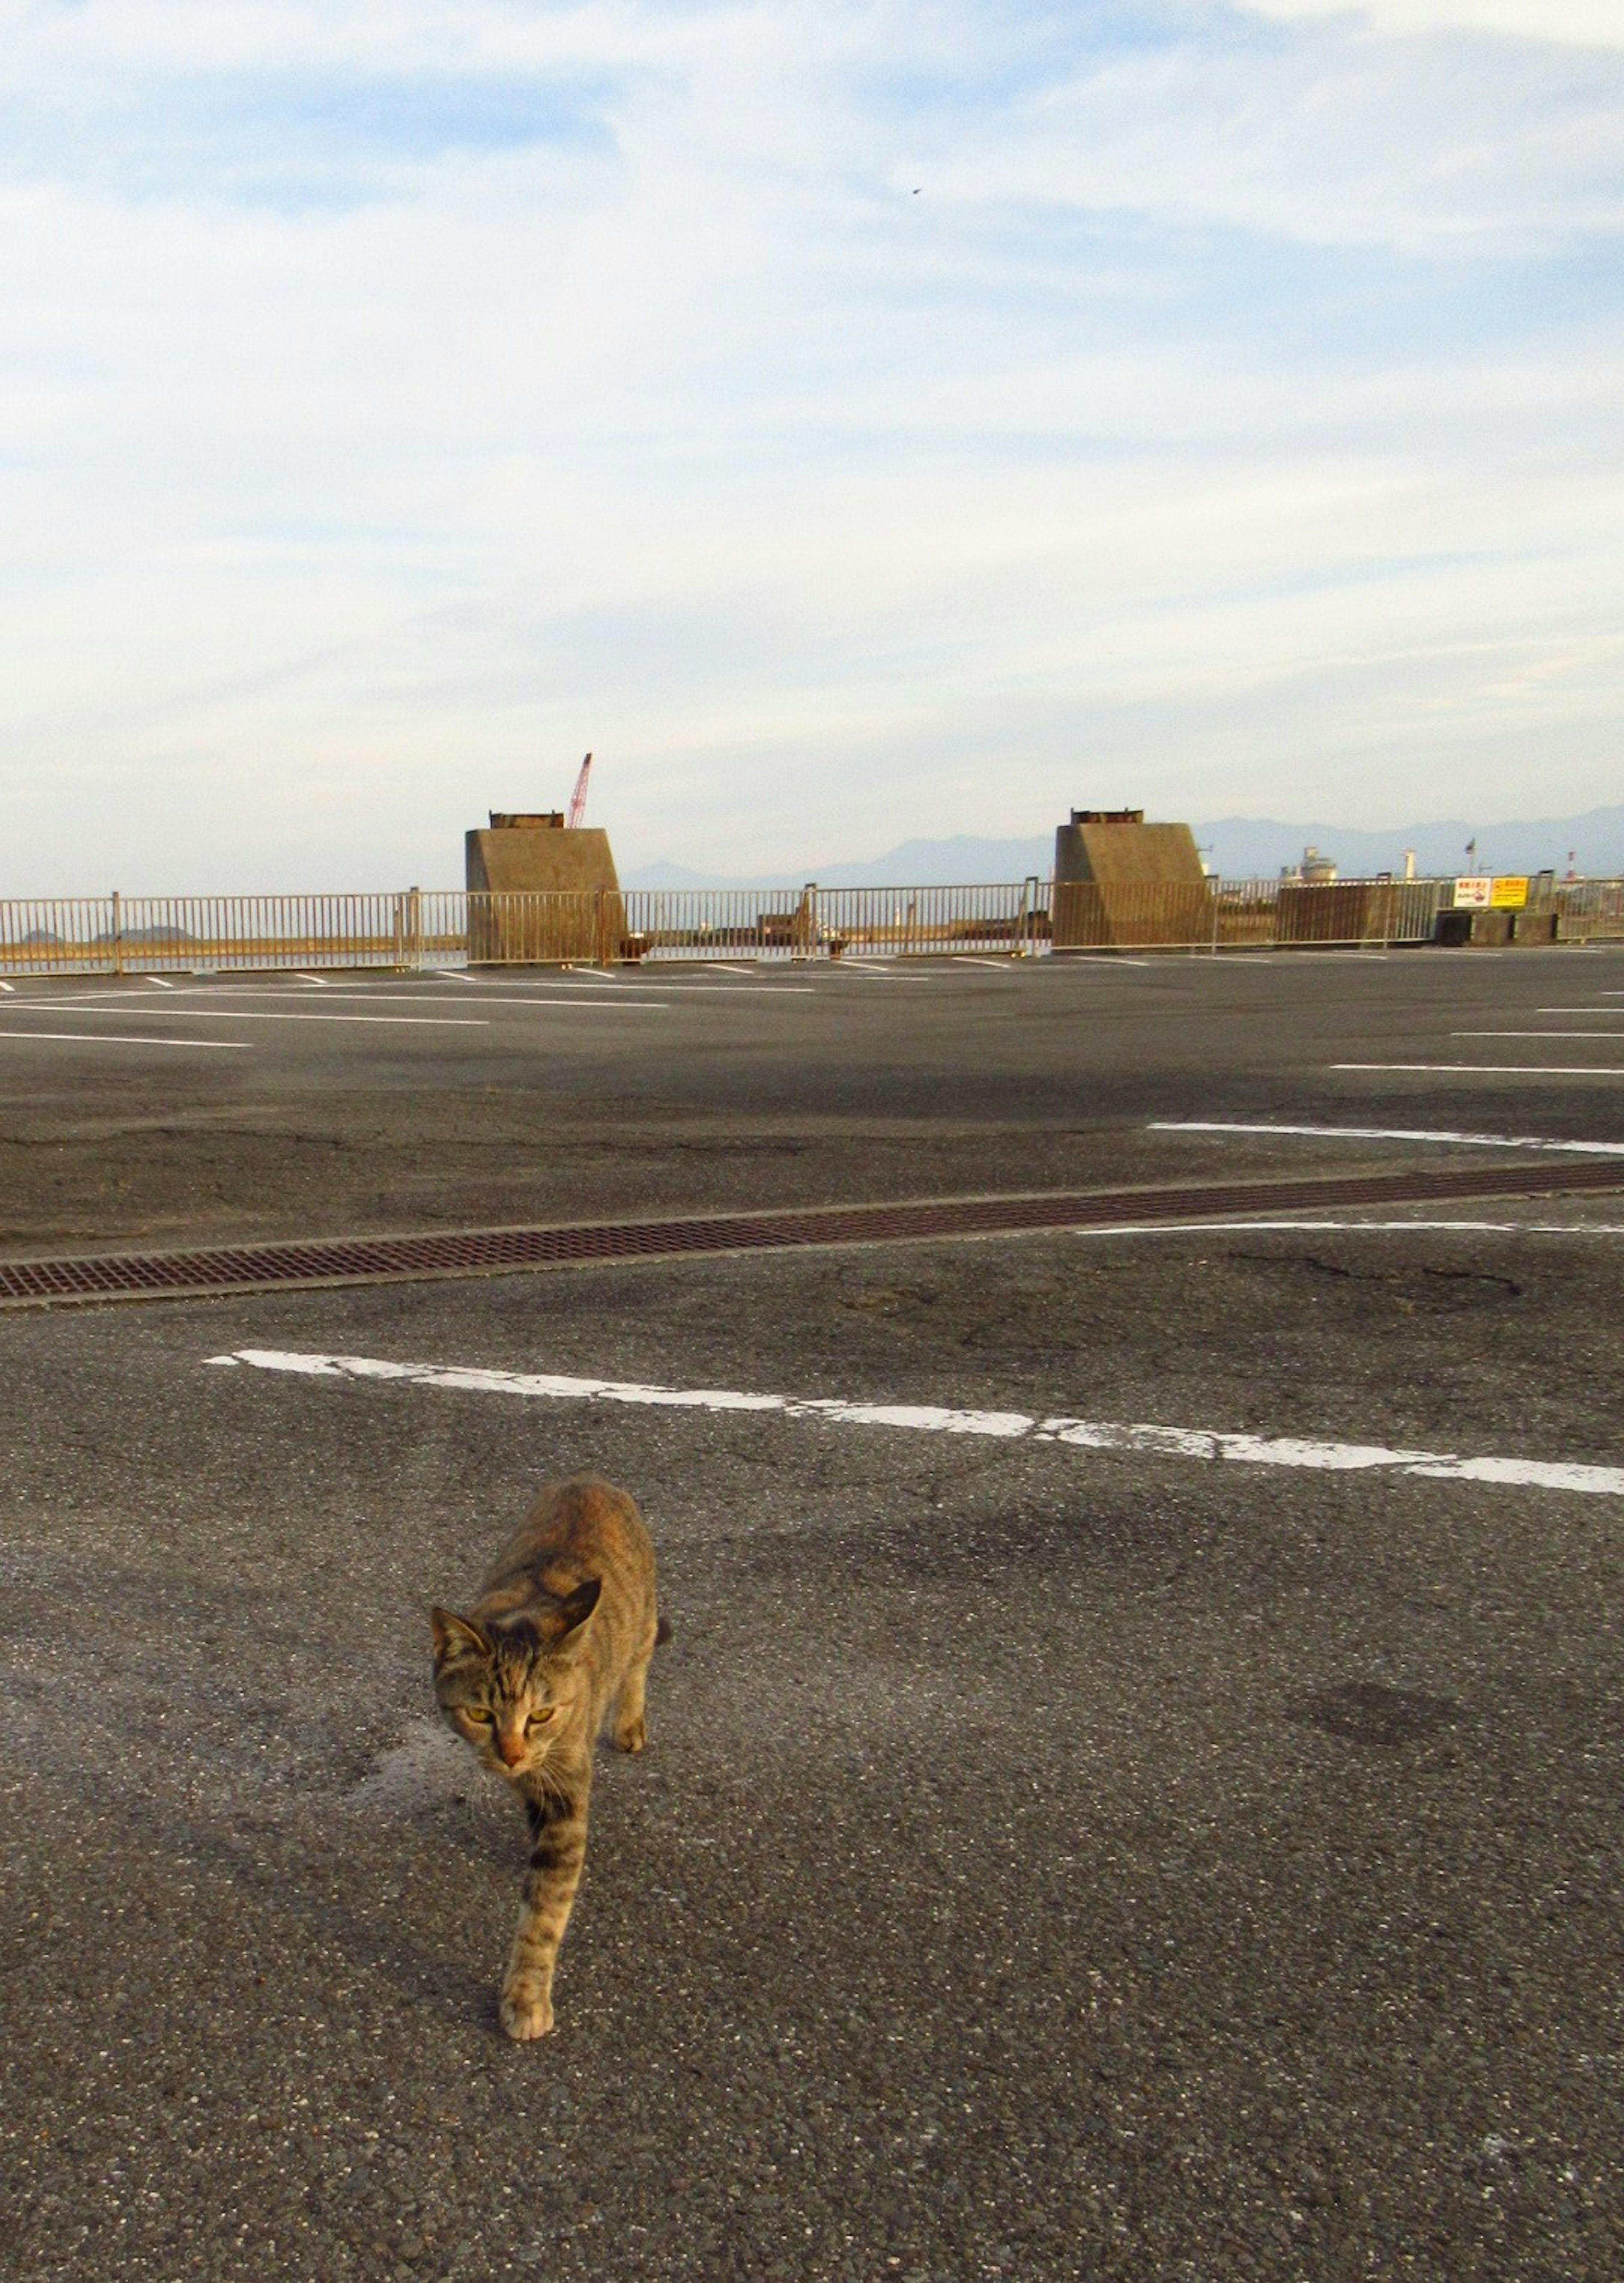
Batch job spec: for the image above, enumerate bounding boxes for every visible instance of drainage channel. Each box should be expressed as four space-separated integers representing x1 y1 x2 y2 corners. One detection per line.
3 1160 1623 1312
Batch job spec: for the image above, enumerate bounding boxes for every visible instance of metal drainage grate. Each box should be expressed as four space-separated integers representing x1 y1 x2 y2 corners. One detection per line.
3 1159 1623 1310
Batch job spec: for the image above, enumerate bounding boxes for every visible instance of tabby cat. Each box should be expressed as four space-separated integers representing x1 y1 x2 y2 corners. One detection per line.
430 1475 665 2041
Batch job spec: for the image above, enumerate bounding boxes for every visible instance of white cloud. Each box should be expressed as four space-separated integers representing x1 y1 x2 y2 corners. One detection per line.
927 31 1624 254
1237 2 1624 50
0 2 1621 888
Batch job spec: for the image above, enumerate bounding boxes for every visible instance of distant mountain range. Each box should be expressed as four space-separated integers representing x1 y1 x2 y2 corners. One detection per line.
624 805 1624 888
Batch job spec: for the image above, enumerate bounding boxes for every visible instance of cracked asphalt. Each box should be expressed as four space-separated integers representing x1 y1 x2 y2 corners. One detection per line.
1 949 1621 2280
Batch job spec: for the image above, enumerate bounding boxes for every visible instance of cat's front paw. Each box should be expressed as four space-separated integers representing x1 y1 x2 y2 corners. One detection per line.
614 1713 647 1753
499 1980 555 2041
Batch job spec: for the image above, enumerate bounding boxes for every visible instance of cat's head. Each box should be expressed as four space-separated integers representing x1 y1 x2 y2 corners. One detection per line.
429 1579 602 1780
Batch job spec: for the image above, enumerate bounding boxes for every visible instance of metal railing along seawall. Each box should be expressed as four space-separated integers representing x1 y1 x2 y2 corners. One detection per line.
2 877 1621 976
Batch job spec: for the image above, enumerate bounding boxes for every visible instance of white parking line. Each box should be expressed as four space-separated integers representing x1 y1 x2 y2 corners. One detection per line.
208 1346 1624 1498
0 1006 488 1029
1071 1217 1624 1238
18 982 783 1012
1336 1063 1624 1077
612 982 816 995
1455 1031 1624 1041
1149 1121 1624 1156
49 986 670 1015
0 1030 250 1051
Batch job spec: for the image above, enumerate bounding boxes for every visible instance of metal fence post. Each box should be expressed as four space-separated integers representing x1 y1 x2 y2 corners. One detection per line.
110 890 122 978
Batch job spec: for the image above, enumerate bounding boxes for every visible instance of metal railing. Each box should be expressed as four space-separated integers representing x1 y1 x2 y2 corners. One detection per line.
3 877 1621 976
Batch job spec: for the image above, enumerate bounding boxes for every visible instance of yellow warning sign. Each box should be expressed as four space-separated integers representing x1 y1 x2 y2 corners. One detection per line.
1490 876 1529 909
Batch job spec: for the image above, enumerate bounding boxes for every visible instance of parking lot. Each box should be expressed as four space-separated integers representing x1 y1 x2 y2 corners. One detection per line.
3 948 1622 2280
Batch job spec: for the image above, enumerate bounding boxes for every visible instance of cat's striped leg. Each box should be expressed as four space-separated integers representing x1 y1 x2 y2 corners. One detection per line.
611 1618 659 1754
501 1786 590 2040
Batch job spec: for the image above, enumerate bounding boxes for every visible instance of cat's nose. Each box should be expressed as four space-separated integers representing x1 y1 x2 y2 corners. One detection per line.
497 1731 526 1767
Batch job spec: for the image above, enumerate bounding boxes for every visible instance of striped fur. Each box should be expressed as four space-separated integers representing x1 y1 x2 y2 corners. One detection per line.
430 1475 663 2041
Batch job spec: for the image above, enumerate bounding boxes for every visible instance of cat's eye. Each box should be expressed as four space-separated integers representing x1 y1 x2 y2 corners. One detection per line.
525 1707 556 1729
465 1707 494 1725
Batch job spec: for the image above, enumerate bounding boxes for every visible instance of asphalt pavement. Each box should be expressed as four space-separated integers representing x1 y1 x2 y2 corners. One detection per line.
2 948 1621 2280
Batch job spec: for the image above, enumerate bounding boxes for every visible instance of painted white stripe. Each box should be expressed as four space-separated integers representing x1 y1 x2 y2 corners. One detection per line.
122 986 673 1013
294 972 329 985
1455 1030 1624 1040
107 981 789 1008
0 1006 487 1029
1054 955 1152 967
147 977 175 990
208 1346 1624 1498
610 982 816 995
0 981 12 993
1148 1121 1624 1157
1334 1063 1624 1077
0 1029 250 1050
43 982 661 1011
1070 1218 1624 1238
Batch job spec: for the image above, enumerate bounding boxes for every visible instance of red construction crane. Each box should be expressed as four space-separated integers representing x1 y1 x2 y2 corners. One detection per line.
566 752 592 828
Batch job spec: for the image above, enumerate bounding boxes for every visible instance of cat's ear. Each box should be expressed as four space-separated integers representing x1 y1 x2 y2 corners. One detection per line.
554 1577 603 1639
431 1607 490 1666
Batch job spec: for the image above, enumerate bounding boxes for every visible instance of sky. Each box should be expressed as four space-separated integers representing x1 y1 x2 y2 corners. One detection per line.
1 0 1620 892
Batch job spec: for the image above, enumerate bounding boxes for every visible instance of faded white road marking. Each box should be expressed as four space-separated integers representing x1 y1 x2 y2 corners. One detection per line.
1334 1063 1624 1077
0 982 12 993
653 981 819 994
0 1029 250 1050
1455 1030 1624 1041
0 1005 487 1030
1149 1121 1624 1156
207 1347 1624 1498
1073 1218 1624 1238
66 984 669 1013
147 977 175 990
